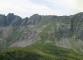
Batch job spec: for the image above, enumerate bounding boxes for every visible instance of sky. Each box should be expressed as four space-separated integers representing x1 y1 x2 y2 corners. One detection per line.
0 0 83 18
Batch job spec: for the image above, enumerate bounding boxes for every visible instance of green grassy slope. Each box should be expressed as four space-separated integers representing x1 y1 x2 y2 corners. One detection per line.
0 43 83 60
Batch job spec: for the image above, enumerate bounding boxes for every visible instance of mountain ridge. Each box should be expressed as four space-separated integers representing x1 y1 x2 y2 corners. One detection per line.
0 12 83 53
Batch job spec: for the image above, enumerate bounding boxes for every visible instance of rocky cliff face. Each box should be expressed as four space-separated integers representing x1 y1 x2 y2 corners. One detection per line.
0 13 42 27
0 12 83 52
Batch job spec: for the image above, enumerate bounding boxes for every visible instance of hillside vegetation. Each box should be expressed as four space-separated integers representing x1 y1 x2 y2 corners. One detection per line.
0 43 83 60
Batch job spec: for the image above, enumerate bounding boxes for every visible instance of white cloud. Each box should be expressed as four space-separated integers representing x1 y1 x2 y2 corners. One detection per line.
73 0 83 13
0 0 83 18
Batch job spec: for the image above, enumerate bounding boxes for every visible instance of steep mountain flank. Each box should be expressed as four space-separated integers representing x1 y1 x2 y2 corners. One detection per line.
0 12 83 53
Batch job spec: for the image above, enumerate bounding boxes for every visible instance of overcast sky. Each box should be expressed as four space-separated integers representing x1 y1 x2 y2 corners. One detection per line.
0 0 83 18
